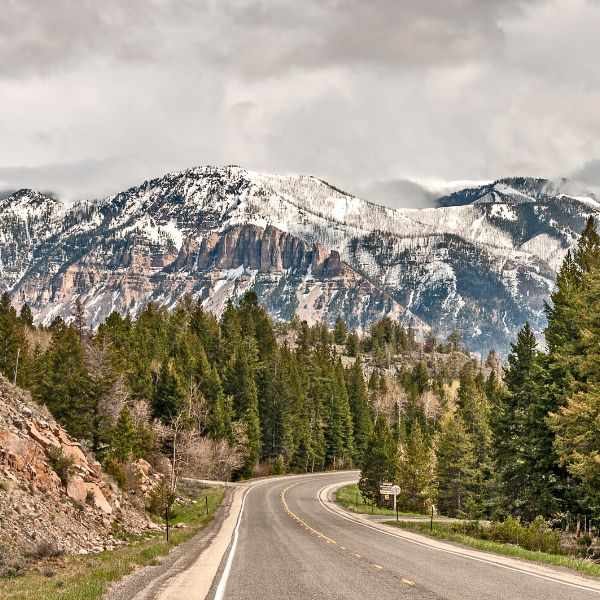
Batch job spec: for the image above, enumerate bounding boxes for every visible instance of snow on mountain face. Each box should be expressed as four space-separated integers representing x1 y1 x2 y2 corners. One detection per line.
0 167 597 355
0 189 65 291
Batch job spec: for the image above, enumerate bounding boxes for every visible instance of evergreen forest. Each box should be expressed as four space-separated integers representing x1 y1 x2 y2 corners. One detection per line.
1 217 600 523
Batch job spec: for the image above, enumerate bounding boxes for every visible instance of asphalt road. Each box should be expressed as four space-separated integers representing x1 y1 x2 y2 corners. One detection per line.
209 472 600 600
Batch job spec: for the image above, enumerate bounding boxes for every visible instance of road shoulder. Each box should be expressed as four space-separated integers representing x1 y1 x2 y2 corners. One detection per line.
322 480 600 595
105 486 239 600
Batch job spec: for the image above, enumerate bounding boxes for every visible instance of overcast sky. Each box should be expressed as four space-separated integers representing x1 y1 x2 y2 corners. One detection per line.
1 0 600 206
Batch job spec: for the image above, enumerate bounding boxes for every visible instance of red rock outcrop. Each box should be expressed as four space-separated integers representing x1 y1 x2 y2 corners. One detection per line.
0 376 153 558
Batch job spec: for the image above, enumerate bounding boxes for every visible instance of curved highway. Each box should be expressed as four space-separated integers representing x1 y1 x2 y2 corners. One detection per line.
208 472 600 600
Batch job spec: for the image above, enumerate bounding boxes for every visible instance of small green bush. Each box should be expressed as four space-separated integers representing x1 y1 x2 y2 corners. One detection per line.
146 480 175 517
441 516 561 555
47 447 74 486
487 516 561 554
105 459 127 489
272 455 286 475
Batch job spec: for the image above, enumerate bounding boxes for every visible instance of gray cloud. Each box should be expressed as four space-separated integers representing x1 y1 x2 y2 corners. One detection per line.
1 0 599 206
0 157 159 203
572 159 600 186
356 179 438 209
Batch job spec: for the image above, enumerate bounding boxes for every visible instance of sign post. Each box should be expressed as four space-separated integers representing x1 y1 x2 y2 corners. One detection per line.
379 483 401 521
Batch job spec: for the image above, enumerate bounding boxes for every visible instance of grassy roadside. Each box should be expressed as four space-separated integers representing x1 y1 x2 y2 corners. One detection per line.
385 520 600 579
335 484 423 518
0 487 224 600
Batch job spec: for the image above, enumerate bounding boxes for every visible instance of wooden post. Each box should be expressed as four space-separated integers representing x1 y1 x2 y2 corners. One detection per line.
165 504 170 542
13 347 20 385
206 496 209 515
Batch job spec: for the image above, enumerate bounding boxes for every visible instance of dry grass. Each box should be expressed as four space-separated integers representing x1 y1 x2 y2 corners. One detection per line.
0 488 223 600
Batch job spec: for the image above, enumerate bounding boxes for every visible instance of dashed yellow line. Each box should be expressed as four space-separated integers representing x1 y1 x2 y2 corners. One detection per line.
281 486 337 545
280 484 423 587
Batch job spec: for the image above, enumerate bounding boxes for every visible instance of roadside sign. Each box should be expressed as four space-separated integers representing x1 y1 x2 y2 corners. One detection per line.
379 483 401 520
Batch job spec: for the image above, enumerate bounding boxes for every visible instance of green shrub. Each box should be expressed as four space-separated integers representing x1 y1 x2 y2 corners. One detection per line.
440 516 561 555
488 516 561 554
105 459 127 489
47 447 74 486
147 480 175 517
272 455 286 475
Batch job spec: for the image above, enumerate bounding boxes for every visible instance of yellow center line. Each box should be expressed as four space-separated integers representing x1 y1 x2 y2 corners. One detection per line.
280 487 337 545
401 578 415 586
280 484 399 582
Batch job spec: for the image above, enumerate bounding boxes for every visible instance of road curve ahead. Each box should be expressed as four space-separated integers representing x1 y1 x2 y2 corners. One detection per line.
208 472 600 600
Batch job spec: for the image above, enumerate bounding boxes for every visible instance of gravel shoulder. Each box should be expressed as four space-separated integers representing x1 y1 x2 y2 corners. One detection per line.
105 487 235 600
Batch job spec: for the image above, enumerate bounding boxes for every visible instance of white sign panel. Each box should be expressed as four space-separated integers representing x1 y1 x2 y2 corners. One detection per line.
379 484 400 496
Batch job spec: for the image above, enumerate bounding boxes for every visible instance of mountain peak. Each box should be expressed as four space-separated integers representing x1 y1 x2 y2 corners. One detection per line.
1 166 598 354
436 176 598 208
0 188 63 216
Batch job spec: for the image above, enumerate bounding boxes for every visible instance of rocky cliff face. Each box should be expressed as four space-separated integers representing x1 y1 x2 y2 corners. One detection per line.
1 166 598 353
0 376 153 563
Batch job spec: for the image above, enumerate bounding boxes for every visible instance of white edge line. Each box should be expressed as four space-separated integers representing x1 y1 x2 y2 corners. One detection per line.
213 487 250 600
211 472 355 599
318 483 600 595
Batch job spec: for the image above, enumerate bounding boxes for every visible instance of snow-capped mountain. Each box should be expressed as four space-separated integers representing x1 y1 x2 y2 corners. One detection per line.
1 166 598 354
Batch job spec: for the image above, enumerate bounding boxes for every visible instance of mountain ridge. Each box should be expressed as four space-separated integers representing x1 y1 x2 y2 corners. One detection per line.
1 165 598 354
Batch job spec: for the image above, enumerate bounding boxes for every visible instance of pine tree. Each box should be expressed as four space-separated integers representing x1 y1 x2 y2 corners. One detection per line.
220 300 242 364
549 265 600 508
347 355 372 463
345 332 359 357
391 401 401 443
34 325 94 440
189 301 221 362
538 218 600 514
324 360 354 468
335 359 354 464
19 303 33 327
225 338 261 476
110 406 138 461
396 421 435 513
193 344 226 438
456 362 492 515
0 294 28 385
435 412 477 517
73 298 86 341
411 361 430 396
545 217 600 359
359 415 395 504
153 360 185 423
334 317 347 345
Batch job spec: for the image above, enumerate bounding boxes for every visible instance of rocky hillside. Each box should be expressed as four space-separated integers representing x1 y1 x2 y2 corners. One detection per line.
0 376 154 566
1 166 598 353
